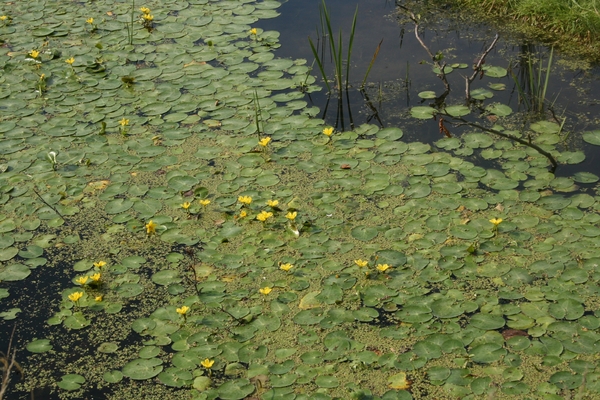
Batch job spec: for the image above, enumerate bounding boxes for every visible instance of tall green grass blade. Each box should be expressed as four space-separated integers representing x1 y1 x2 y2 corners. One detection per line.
345 6 358 89
337 29 343 91
361 39 383 89
540 46 553 112
308 37 331 92
253 89 262 137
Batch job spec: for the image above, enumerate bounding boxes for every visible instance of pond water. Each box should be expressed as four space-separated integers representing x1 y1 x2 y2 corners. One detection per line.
259 0 600 176
3 0 600 399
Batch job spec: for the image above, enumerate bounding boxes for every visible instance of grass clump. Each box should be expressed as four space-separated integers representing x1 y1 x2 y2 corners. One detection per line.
424 0 600 60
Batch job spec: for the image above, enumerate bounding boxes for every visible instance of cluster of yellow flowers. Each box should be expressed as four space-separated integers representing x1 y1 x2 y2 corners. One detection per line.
139 6 153 26
68 261 108 305
235 195 299 225
354 259 392 273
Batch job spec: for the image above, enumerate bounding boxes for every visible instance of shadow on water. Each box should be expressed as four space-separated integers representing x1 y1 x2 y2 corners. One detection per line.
257 0 600 177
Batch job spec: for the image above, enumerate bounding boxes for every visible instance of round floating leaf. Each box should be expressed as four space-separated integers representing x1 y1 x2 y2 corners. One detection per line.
351 226 379 241
217 378 255 400
57 374 85 391
431 299 463 318
152 270 181 286
315 375 339 388
122 358 163 380
411 106 436 120
105 199 133 214
64 312 90 330
449 225 478 240
0 263 31 281
470 314 506 330
548 299 584 320
583 130 600 145
549 371 583 390
26 339 52 353
418 91 437 99
388 372 410 389
168 175 199 191
470 343 506 363
103 370 123 383
445 105 470 117
484 66 507 78
486 103 512 116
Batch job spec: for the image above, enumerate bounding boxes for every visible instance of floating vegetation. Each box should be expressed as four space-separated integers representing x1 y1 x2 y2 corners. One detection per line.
1 0 600 399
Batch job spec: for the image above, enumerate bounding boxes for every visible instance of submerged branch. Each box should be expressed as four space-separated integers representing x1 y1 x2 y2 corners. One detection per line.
0 325 22 400
449 115 557 172
466 34 500 100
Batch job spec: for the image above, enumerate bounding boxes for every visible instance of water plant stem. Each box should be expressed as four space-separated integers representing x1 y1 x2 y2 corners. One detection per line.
465 34 500 100
0 325 22 400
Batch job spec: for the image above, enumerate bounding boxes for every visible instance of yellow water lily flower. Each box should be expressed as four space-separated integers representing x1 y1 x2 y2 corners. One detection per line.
280 263 294 271
354 259 369 267
199 199 211 206
250 28 258 35
259 287 272 295
139 7 151 14
69 292 83 302
176 306 190 315
258 137 271 147
266 199 279 207
201 358 214 369
95 295 103 302
146 220 157 235
181 202 191 210
65 57 75 65
256 211 273 222
94 261 106 269
489 218 503 226
285 211 297 220
142 14 153 21
119 117 129 126
76 276 89 285
0 16 7 21
86 17 94 24
239 210 247 218
376 264 391 272
29 50 40 59
90 273 101 282
238 195 252 205
322 127 334 136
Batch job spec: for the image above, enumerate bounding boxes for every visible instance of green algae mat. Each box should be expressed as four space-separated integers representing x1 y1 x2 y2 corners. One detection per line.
2 1 600 399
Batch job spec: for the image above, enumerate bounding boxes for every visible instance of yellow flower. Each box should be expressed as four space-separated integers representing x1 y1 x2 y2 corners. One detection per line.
86 17 94 24
29 50 40 59
322 127 334 136
266 199 279 207
65 57 75 65
181 202 191 210
376 264 391 272
119 117 129 127
258 137 271 147
176 306 190 315
239 210 247 218
146 220 157 235
139 7 151 14
280 263 293 271
489 218 503 226
285 211 297 220
0 16 7 21
142 14 154 21
201 359 214 369
259 287 272 295
199 199 211 206
238 196 252 205
95 295 103 302
68 292 83 302
90 273 101 282
354 259 369 267
94 261 106 269
256 211 273 222
39 74 45 80
76 276 89 285
250 28 258 35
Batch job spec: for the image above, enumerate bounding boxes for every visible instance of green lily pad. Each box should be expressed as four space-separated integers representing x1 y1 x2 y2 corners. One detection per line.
57 374 85 391
122 358 163 380
26 339 53 353
351 226 379 241
0 263 31 281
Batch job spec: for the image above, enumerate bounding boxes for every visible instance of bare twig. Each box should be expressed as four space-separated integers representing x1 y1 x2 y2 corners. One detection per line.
466 34 500 100
449 115 557 171
0 325 23 400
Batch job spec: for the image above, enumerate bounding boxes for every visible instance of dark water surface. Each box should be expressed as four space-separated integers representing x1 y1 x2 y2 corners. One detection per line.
257 0 600 177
